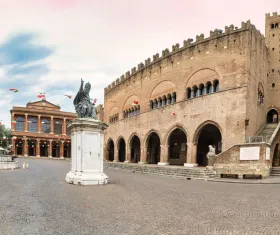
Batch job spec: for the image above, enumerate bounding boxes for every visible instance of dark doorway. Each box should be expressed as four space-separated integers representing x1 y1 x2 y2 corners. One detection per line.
196 124 222 166
130 136 141 163
168 128 187 165
28 140 36 156
52 143 60 158
147 133 160 164
272 144 279 167
40 142 48 157
108 140 114 161
267 109 278 123
118 138 126 162
16 142 23 155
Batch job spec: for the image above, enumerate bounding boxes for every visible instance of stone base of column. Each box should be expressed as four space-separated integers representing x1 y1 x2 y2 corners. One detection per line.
48 156 52 158
113 160 119 162
60 156 64 159
184 163 198 167
65 171 108 185
24 154 28 157
124 160 131 163
138 161 148 164
158 162 169 166
36 155 40 158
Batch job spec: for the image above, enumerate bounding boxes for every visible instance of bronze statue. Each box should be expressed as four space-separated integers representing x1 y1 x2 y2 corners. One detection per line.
74 79 97 119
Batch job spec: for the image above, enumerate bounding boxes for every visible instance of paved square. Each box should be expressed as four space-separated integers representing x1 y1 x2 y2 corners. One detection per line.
1 159 280 235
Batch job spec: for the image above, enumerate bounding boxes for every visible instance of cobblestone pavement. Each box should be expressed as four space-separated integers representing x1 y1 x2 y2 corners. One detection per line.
1 159 280 235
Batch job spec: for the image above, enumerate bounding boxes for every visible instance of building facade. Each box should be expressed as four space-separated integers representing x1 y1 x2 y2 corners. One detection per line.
10 100 76 158
103 13 280 176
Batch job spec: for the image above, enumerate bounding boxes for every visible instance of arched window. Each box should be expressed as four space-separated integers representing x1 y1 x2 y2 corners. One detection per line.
199 84 205 95
54 120 62 135
15 117 24 131
153 99 158 109
66 121 71 136
213 80 219 92
150 101 153 110
206 82 212 94
167 94 172 105
186 88 192 99
28 117 37 133
162 96 167 106
172 92 177 103
158 98 162 108
41 119 50 133
193 86 198 97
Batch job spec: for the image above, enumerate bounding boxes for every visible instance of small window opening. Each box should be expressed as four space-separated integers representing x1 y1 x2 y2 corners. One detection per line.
272 69 275 73
271 24 275 29
273 48 275 51
276 23 279 28
272 83 275 88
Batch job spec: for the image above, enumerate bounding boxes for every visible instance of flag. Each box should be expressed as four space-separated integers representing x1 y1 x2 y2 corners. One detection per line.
37 92 46 99
184 114 187 118
132 100 139 105
9 88 18 92
3 136 6 140
12 120 16 123
90 98 97 104
64 95 72 99
171 112 177 116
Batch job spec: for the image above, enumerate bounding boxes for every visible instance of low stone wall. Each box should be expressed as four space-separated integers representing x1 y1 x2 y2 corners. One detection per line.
0 161 19 170
211 144 271 178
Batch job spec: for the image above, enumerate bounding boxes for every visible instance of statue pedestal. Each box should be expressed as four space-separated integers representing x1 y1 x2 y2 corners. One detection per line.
65 118 109 185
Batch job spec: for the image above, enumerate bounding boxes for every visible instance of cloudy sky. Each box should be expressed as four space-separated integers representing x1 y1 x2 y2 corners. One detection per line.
0 0 279 126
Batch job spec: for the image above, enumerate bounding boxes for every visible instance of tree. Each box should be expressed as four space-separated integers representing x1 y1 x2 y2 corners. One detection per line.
0 124 11 149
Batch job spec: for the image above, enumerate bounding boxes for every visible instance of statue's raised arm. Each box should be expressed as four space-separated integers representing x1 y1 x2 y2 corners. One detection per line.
73 79 97 119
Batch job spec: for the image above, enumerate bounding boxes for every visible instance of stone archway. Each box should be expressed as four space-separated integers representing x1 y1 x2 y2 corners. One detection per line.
272 144 280 167
267 109 278 123
27 140 36 156
107 139 114 161
146 132 161 164
118 138 126 162
167 128 187 165
130 136 141 163
196 124 222 166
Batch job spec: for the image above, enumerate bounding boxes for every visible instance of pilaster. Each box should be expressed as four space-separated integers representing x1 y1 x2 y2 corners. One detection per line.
124 146 131 163
50 116 54 134
158 145 169 165
113 147 119 162
139 146 148 164
60 141 64 159
23 138 28 157
24 114 28 132
36 140 40 157
184 142 198 167
37 115 41 133
48 140 53 158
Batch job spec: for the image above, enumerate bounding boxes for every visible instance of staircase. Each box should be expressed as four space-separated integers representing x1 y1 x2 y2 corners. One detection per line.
248 123 278 143
258 123 278 141
270 167 280 176
105 162 217 180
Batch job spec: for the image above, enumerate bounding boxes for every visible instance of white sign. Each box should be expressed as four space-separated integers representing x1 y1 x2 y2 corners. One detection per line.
240 147 260 160
266 147 271 160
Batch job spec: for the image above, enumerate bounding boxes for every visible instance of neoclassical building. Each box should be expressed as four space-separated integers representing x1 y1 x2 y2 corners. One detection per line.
103 12 280 177
10 100 76 158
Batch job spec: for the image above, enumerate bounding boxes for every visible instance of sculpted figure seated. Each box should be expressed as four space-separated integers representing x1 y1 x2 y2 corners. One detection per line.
206 145 216 159
74 78 97 119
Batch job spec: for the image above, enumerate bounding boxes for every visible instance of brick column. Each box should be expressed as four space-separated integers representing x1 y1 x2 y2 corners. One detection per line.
11 113 15 131
124 146 131 163
158 145 169 165
36 140 40 157
50 116 54 134
63 118 66 135
184 142 198 167
48 140 52 158
24 114 28 132
37 115 41 133
23 139 28 157
139 146 148 164
60 141 64 159
113 147 119 162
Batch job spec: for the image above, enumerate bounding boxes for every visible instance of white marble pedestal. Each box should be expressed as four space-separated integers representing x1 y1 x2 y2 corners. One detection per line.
65 118 109 185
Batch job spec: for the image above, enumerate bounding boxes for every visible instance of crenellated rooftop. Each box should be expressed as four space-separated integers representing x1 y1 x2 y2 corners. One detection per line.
105 20 264 95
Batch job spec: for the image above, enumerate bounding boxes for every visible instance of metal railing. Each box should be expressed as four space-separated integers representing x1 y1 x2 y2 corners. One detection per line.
245 135 270 143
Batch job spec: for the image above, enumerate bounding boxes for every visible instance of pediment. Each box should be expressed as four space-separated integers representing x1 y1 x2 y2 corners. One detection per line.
26 100 61 111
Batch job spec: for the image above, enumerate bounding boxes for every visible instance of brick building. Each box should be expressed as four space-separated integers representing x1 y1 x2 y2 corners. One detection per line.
10 100 76 158
103 13 280 177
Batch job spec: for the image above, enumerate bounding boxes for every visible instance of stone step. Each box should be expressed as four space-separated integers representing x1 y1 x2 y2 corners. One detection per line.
105 162 216 179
